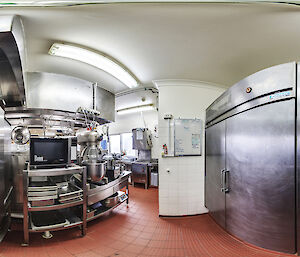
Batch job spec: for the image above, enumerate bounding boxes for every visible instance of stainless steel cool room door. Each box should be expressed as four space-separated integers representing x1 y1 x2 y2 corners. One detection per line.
225 100 296 253
205 121 226 229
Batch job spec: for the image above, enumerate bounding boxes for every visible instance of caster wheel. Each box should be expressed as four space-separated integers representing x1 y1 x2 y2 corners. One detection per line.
42 231 53 239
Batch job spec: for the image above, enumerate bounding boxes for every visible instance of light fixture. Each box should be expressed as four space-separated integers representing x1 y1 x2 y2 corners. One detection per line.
49 43 139 89
116 104 155 115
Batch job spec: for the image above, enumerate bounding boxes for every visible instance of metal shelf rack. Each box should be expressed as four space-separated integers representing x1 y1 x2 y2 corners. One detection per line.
87 194 128 222
22 165 87 245
28 199 84 212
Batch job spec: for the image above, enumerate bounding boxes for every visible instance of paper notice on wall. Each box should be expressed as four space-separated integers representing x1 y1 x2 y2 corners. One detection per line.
192 134 200 149
175 138 184 154
136 130 144 140
174 119 202 156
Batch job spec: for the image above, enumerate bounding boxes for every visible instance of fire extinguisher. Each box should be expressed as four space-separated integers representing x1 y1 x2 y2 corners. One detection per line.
163 144 168 155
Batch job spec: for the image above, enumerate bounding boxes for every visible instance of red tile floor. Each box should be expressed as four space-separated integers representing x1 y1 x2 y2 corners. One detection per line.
0 186 295 257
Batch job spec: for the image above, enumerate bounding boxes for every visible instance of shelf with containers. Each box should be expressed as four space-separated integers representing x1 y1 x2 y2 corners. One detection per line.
22 165 87 245
86 170 131 221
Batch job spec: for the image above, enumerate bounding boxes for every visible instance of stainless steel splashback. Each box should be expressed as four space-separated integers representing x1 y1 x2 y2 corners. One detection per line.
26 72 115 122
0 106 12 241
0 15 26 107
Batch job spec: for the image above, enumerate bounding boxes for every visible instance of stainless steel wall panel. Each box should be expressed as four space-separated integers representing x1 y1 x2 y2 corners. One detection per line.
26 72 115 122
225 100 296 253
95 85 115 122
206 62 296 125
26 72 93 112
205 121 226 228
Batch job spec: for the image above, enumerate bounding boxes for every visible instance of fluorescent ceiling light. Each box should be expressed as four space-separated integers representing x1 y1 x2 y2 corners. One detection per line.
117 104 155 115
49 43 138 89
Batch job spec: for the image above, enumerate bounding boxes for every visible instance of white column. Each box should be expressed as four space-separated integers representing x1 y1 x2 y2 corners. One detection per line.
153 79 225 216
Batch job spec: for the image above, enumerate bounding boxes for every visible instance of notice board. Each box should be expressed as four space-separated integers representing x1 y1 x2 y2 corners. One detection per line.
174 119 202 156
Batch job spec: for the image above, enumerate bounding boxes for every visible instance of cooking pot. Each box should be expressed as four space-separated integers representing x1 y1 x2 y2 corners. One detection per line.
103 192 119 208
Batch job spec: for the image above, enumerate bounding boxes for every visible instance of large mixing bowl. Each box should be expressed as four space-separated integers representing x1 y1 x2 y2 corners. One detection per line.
82 161 107 182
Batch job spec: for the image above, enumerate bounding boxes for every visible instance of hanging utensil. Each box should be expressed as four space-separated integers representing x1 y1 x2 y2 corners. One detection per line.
11 126 30 145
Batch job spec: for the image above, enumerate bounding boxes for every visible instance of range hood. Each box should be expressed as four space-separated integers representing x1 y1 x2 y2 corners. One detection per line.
0 16 26 107
0 15 115 127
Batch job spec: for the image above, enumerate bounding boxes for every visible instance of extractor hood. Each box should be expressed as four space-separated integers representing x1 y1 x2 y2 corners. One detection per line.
0 16 26 107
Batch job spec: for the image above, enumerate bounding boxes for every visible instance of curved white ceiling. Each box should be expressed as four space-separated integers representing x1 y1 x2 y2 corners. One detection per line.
1 0 300 6
0 2 300 93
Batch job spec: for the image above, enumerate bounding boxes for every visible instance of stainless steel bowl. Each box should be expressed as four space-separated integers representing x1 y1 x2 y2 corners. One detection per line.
104 192 119 208
11 126 30 145
82 160 107 182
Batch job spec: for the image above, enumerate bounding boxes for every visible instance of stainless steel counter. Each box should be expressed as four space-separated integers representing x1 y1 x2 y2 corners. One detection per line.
88 171 131 206
132 161 158 167
131 160 158 189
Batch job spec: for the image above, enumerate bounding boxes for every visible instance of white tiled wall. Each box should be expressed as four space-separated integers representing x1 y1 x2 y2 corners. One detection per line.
154 80 225 216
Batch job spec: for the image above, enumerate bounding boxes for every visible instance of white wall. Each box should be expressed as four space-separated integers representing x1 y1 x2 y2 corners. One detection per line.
154 80 225 216
108 88 159 158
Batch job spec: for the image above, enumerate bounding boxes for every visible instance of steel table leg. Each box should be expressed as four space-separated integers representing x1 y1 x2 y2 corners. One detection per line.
126 184 129 205
82 168 87 237
22 171 29 246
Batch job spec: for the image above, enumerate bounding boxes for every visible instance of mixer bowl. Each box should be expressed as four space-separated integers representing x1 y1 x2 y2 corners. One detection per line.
82 161 107 182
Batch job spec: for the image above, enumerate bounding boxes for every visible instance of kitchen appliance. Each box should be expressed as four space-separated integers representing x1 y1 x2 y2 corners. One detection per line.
205 62 298 254
30 138 71 168
106 165 121 181
133 127 152 161
103 154 118 170
132 128 152 161
103 154 121 180
77 130 106 182
11 126 30 145
0 107 12 242
131 128 155 189
132 128 152 150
